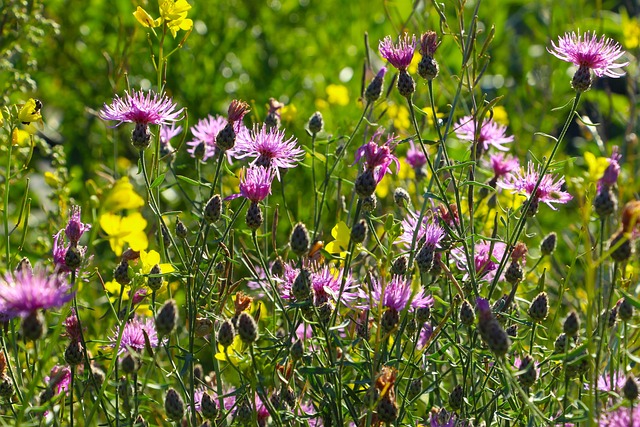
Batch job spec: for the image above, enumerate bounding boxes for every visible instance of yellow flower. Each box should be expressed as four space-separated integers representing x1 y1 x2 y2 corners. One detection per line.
622 10 640 49
133 6 161 27
386 103 410 131
420 106 445 127
280 104 297 122
584 152 609 184
100 212 148 256
11 128 31 146
102 177 145 212
215 336 250 368
326 84 349 106
160 0 193 37
491 106 509 126
325 221 350 258
408 54 420 75
314 98 330 111
18 98 42 124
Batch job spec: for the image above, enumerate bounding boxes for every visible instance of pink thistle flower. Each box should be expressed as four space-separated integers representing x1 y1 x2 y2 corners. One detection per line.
499 161 573 210
417 322 433 349
599 146 621 188
52 230 69 272
379 33 416 71
354 129 400 183
44 365 72 396
455 115 514 152
65 205 91 245
598 407 640 427
110 317 159 355
585 371 628 392
186 115 238 162
0 268 74 319
419 31 440 57
226 166 275 203
233 124 304 179
548 31 628 78
452 241 508 282
279 263 359 308
405 140 427 170
63 308 82 342
99 89 183 126
367 275 433 312
488 153 520 179
160 123 182 145
397 211 445 248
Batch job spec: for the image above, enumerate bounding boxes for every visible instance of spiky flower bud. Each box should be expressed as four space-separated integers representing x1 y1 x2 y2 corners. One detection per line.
290 222 310 256
64 340 84 366
365 68 386 104
361 194 377 213
618 298 633 322
504 261 523 285
22 311 45 341
609 231 632 262
459 300 475 326
291 268 311 301
175 218 188 239
234 401 253 424
397 69 415 98
554 333 568 354
448 385 464 410
355 169 377 198
528 292 549 322
162 225 172 249
308 111 324 135
416 243 435 273
155 299 178 337
418 55 439 80
390 256 407 276
216 122 236 150
271 256 284 276
204 195 222 224
120 352 140 375
236 312 258 344
165 388 185 421
480 320 511 357
114 261 131 286
594 185 617 217
540 232 557 256
563 311 580 337
193 364 203 382
147 264 163 291
201 393 218 420
245 202 263 230
217 320 235 348
517 355 538 389
350 219 368 244
290 339 304 361
376 395 398 423
571 65 592 93
132 123 152 150
64 244 83 270
394 187 410 208
193 142 206 160
623 375 638 401
381 309 400 333
416 306 431 324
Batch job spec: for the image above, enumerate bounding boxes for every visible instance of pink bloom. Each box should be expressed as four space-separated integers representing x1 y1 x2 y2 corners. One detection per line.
417 323 433 349
234 166 275 203
598 407 640 427
455 115 514 152
0 268 74 319
397 211 445 249
488 153 520 179
44 365 72 396
65 205 91 244
186 115 237 162
110 317 159 355
499 161 573 210
379 33 416 71
548 31 628 78
280 263 359 307
160 123 182 145
367 275 433 312
354 129 399 183
63 308 82 342
100 89 183 126
405 140 427 169
234 124 304 179
599 146 621 188
452 241 508 282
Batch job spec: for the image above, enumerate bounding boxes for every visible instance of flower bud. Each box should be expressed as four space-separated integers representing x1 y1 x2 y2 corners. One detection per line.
308 111 324 135
528 292 549 322
165 388 185 421
390 256 408 276
114 260 131 286
245 201 263 230
623 375 638 401
201 392 218 420
355 169 377 198
459 300 475 326
236 312 258 344
563 311 580 336
204 195 222 224
397 70 415 98
448 385 464 411
290 223 310 256
147 264 163 291
350 219 368 244
540 232 557 256
155 299 178 336
217 320 235 348
175 218 188 239
131 123 151 150
365 68 386 104
64 340 84 366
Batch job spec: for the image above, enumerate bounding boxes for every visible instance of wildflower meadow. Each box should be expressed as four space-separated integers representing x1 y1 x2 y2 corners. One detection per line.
2 0 640 426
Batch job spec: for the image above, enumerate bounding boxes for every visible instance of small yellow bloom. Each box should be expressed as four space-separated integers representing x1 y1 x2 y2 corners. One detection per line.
280 104 297 122
326 84 349 106
314 98 330 111
18 98 42 124
11 128 31 146
102 177 145 212
44 171 62 188
133 6 161 28
100 212 148 256
215 336 250 368
325 221 350 258
491 106 509 126
622 10 640 49
584 152 609 184
160 0 193 37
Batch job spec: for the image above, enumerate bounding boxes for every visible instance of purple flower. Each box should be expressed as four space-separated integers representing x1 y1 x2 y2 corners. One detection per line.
488 153 520 179
0 268 74 319
63 308 82 342
367 275 433 312
455 115 514 152
405 140 427 169
227 165 275 203
110 317 159 355
65 205 91 244
397 210 445 248
598 407 640 427
379 33 416 71
452 241 508 282
586 371 628 392
548 31 628 78
160 123 182 145
417 322 433 349
233 124 304 179
354 129 400 183
53 230 68 272
99 89 183 126
280 263 359 308
44 365 72 395
419 31 440 57
499 162 573 210
599 146 621 188
186 115 237 162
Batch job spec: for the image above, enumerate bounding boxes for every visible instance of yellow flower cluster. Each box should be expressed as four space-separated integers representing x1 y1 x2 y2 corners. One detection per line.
133 0 193 38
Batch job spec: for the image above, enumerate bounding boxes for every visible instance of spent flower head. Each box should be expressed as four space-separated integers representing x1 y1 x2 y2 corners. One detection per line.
455 115 514 152
419 31 440 57
100 89 183 127
0 268 74 319
379 33 417 71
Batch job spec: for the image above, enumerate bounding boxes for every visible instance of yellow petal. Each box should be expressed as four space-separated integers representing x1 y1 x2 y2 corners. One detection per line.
100 212 123 236
133 6 159 27
18 99 42 124
103 177 145 212
126 230 148 252
120 212 147 233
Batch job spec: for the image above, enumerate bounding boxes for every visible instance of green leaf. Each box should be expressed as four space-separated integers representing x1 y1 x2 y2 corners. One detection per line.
176 175 211 188
150 173 166 189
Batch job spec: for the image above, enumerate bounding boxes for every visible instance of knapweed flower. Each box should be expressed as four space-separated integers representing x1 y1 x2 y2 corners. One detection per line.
367 275 433 312
417 323 434 349
233 124 304 178
186 115 237 162
0 268 74 319
599 146 621 188
379 33 416 71
280 263 359 308
100 89 183 127
354 129 399 183
418 31 440 80
159 123 182 160
53 229 87 273
397 211 445 249
452 241 508 282
65 205 91 245
405 140 427 170
110 317 159 354
226 166 275 203
488 153 520 180
548 31 628 91
586 371 628 392
499 162 573 212
598 407 640 427
455 115 514 153
63 309 82 342
133 0 193 38
44 365 72 396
